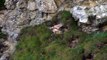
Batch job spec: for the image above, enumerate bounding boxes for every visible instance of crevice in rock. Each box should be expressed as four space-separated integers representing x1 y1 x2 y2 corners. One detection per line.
88 15 96 24
0 42 8 57
97 20 107 31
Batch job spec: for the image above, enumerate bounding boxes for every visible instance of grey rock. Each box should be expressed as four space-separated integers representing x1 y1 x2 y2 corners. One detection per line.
71 4 107 24
27 1 37 11
2 0 107 59
36 0 57 13
71 3 107 33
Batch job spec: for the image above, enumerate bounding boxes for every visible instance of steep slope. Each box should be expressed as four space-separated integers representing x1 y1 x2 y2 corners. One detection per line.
0 0 107 60
12 11 107 60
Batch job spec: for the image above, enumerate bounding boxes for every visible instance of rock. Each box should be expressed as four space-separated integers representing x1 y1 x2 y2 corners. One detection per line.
71 6 88 23
29 11 37 19
49 23 63 34
0 14 4 27
3 0 107 59
36 0 57 13
0 0 71 59
0 40 16 60
101 25 107 31
1 0 107 59
5 0 16 9
27 1 37 11
71 4 107 24
16 0 27 9
55 0 73 11
81 25 98 33
54 0 65 7
71 2 107 33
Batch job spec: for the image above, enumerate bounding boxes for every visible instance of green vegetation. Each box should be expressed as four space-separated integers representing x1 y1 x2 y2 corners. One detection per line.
12 11 107 60
0 27 7 39
0 0 5 10
0 32 7 39
0 27 7 43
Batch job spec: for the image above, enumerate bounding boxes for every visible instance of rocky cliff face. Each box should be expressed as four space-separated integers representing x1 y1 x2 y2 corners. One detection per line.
71 0 107 33
3 0 58 41
0 0 72 60
0 0 107 60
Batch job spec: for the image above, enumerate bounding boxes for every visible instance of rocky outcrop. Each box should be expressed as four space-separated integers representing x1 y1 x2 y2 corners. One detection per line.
27 0 37 11
2 0 59 40
37 0 57 13
1 0 76 59
0 0 59 60
1 0 107 60
71 0 107 33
